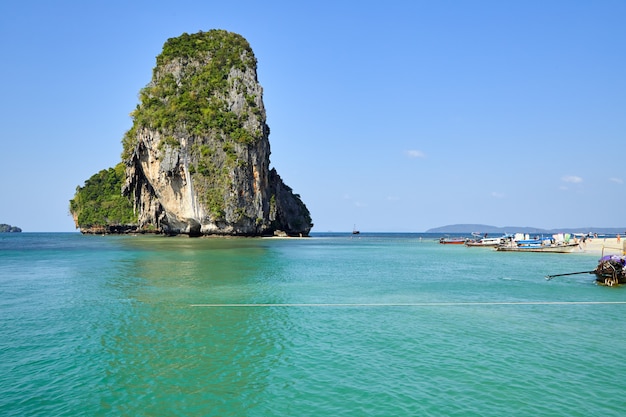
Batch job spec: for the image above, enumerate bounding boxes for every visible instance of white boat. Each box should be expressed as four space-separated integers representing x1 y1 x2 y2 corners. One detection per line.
465 234 508 247
496 242 581 253
439 237 467 244
496 233 581 253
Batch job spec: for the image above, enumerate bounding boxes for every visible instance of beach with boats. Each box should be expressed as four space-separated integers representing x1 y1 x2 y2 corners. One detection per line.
440 232 624 255
439 231 626 286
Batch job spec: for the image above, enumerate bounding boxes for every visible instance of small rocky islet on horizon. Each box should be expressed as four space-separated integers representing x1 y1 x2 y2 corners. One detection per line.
70 30 312 237
0 224 22 233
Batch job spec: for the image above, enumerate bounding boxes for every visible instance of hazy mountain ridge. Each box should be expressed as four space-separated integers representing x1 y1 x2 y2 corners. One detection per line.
426 224 626 234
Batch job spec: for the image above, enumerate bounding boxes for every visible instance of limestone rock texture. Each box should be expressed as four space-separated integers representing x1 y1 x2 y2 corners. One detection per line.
121 30 312 236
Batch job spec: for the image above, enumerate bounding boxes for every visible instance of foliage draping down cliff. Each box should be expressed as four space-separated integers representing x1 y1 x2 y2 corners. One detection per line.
69 163 138 233
70 30 312 236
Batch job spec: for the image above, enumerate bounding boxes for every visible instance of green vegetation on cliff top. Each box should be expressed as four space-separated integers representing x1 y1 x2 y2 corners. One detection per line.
69 163 136 227
122 30 260 160
157 30 254 68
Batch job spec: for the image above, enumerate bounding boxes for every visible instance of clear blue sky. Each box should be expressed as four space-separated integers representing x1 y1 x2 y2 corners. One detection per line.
1 0 624 232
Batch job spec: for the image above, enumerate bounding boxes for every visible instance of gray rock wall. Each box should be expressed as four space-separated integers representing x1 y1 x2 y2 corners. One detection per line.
122 31 312 236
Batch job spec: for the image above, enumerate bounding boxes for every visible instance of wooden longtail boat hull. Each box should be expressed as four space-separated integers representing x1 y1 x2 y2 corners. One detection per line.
465 238 505 247
496 243 581 253
594 256 626 286
439 237 467 244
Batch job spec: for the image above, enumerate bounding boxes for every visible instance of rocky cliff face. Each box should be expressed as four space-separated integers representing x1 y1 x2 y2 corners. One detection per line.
121 30 312 236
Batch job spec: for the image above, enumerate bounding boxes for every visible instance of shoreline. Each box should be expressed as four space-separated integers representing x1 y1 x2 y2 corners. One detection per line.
578 237 625 255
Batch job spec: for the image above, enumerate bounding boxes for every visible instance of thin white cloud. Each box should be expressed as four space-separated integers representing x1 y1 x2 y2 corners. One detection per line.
561 175 583 184
405 150 426 158
491 191 505 199
609 177 624 184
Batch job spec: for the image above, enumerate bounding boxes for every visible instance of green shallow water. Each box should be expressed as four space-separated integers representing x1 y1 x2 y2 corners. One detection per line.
1 233 625 416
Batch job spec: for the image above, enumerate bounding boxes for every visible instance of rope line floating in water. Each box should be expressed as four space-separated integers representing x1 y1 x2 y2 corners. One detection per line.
190 301 626 308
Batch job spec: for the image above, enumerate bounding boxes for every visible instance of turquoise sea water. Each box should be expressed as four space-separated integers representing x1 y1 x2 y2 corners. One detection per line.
1 232 625 416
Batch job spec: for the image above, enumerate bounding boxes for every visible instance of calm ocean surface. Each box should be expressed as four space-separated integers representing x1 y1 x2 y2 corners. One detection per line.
1 232 625 416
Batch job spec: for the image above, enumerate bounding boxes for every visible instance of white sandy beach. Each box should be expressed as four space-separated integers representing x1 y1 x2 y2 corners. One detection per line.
578 237 625 255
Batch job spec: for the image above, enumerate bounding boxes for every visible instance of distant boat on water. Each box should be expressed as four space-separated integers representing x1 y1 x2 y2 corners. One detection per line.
465 236 507 247
439 237 467 244
352 225 360 235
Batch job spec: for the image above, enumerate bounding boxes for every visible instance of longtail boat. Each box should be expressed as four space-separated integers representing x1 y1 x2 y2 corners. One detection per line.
439 237 467 244
594 255 626 286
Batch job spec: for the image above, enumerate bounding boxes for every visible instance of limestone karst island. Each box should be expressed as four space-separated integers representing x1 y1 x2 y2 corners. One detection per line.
70 30 312 237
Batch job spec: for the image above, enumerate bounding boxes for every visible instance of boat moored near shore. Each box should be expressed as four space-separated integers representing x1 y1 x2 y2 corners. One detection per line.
439 237 468 244
496 233 581 253
465 234 509 247
594 255 626 286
